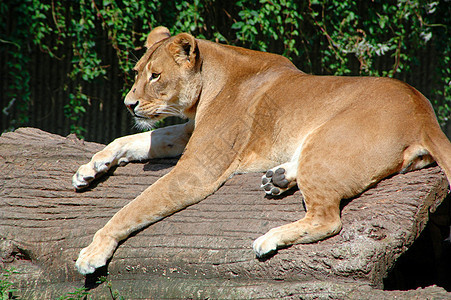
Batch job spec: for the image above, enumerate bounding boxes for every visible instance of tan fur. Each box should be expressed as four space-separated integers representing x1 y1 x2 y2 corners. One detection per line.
75 27 451 274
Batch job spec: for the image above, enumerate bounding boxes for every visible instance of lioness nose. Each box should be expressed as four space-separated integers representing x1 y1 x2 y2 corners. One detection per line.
125 101 139 113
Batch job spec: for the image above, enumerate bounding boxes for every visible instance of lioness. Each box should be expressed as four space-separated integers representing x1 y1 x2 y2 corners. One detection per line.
74 26 451 275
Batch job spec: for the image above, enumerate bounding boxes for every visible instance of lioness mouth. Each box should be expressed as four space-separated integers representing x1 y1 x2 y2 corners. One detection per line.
134 115 148 119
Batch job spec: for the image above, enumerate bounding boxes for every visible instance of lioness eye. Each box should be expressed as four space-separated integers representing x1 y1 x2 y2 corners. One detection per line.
150 73 161 81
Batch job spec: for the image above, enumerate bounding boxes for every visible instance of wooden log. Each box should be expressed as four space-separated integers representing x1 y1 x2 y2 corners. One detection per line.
0 128 450 299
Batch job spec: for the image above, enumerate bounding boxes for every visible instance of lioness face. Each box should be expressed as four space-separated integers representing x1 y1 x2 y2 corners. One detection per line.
124 31 201 129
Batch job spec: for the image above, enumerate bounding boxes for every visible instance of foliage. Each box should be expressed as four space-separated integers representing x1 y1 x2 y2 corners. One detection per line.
57 277 124 300
97 276 125 300
57 286 91 300
0 268 124 299
0 268 19 300
1 0 450 138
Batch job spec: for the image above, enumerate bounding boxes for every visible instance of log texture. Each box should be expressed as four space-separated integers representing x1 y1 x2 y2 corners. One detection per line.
0 128 450 299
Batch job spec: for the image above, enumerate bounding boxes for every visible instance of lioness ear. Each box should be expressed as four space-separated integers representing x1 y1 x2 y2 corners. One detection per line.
167 33 199 68
145 26 171 49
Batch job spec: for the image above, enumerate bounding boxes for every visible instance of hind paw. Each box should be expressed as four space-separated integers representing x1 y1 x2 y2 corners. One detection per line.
261 166 295 196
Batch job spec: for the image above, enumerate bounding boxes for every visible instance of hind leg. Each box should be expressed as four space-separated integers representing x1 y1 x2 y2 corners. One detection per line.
253 186 342 257
254 146 346 257
253 115 406 257
261 161 298 196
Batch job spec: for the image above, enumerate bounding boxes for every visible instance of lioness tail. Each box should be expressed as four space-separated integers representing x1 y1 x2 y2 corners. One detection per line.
423 124 451 187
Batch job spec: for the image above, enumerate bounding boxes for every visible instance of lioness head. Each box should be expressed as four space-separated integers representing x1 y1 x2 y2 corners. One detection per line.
124 27 202 129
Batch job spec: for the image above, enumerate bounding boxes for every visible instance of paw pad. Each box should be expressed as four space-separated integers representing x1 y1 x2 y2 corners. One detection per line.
261 167 289 196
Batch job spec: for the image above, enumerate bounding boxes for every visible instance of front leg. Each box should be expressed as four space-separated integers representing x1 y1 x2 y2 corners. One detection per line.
75 129 239 274
72 121 194 189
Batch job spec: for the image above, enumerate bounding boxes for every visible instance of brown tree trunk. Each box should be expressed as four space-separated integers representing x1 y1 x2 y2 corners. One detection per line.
0 128 450 299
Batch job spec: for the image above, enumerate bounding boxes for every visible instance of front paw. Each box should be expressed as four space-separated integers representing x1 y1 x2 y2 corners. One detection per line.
72 164 96 189
72 160 112 190
253 230 279 258
75 235 117 275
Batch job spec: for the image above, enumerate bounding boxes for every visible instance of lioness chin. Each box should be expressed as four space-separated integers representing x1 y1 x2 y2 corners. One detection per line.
73 26 451 275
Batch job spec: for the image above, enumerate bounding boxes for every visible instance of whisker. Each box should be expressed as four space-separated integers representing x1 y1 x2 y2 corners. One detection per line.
154 104 184 117
129 51 139 63
159 106 181 113
133 118 158 131
162 108 184 117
